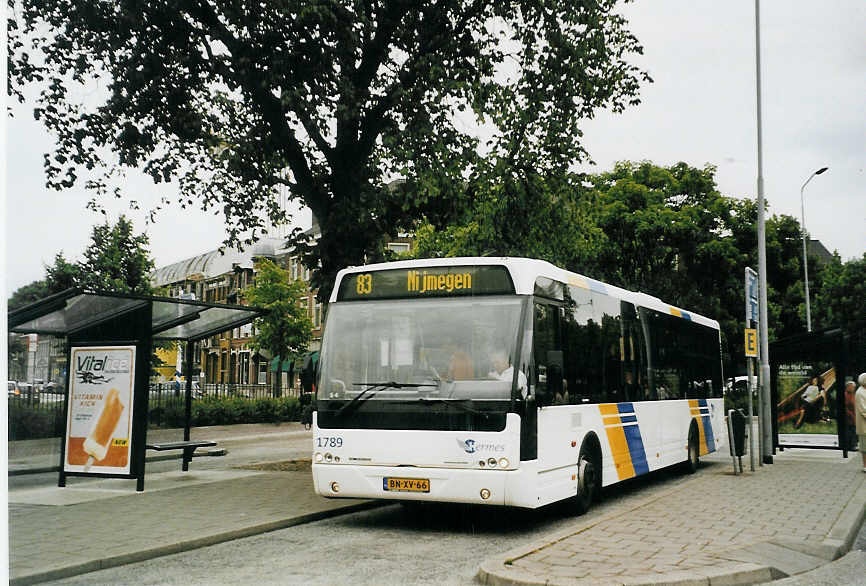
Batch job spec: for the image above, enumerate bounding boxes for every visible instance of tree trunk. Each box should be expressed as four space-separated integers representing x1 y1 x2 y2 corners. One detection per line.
273 363 283 398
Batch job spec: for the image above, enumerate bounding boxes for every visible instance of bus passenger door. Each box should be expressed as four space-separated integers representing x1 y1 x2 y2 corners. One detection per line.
533 302 573 472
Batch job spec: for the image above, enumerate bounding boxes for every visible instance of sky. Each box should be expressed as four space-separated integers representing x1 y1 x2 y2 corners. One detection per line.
3 0 865 297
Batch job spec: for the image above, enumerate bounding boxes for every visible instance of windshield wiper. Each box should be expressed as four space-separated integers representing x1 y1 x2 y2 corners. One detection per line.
337 381 437 416
415 397 489 419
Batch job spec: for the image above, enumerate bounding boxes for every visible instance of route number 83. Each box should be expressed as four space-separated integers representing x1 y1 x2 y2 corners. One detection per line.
356 274 373 295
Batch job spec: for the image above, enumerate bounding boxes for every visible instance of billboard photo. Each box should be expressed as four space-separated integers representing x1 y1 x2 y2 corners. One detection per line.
64 346 136 474
776 361 837 446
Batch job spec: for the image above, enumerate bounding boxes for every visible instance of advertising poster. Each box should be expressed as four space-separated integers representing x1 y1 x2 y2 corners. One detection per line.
776 361 837 447
64 346 136 474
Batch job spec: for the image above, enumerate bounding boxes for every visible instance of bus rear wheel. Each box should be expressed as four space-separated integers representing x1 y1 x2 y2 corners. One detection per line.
575 443 599 515
686 424 700 474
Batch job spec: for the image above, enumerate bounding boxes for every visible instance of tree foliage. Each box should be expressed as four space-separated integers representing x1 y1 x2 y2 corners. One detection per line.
410 159 603 267
813 253 866 330
242 258 313 395
7 216 154 311
77 216 155 294
8 279 51 311
412 160 863 374
9 0 651 299
44 252 82 294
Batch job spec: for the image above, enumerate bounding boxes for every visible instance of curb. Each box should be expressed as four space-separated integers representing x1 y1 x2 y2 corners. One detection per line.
9 500 386 586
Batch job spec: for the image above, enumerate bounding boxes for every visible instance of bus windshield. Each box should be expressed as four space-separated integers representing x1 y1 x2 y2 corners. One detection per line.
317 296 525 406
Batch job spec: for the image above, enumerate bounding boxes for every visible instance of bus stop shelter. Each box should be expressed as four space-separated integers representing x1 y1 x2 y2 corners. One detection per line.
770 320 865 457
8 289 263 490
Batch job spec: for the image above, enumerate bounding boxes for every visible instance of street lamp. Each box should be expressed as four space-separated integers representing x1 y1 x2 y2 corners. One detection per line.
800 166 828 332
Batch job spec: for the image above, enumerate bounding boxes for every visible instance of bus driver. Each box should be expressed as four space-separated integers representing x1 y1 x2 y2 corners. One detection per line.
488 348 528 399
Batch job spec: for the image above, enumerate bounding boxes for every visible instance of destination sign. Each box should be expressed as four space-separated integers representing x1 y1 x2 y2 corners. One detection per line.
337 266 514 301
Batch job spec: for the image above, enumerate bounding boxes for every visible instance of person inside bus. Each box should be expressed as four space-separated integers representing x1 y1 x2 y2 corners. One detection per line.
488 348 528 398
446 343 474 381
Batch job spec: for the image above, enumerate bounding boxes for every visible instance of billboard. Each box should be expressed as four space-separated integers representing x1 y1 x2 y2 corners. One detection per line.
64 346 136 474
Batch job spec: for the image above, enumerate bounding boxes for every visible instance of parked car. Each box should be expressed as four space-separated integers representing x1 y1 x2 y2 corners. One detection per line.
8 381 39 403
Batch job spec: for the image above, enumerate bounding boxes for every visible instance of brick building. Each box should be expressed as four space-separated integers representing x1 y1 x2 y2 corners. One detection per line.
149 230 413 391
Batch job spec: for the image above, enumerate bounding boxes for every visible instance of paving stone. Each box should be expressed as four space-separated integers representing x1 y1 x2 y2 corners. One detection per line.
483 451 865 586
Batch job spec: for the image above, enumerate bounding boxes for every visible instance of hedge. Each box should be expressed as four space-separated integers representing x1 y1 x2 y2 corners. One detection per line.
8 404 65 441
8 395 304 440
150 396 303 428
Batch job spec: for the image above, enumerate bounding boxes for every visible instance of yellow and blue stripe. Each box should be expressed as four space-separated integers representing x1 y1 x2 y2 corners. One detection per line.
599 403 649 481
688 399 715 455
669 307 693 321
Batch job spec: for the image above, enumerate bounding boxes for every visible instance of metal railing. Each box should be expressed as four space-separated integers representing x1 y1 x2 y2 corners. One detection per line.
8 383 302 439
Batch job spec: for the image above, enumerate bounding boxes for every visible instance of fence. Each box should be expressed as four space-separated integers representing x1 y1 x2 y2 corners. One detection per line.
8 383 303 440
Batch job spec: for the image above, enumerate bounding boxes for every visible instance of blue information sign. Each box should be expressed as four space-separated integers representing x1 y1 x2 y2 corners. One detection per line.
745 267 758 324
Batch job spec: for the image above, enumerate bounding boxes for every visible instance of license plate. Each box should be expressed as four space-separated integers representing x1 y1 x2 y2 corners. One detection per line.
383 477 430 493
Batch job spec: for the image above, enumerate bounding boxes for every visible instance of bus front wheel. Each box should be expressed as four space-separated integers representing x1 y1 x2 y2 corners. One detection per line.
575 443 599 515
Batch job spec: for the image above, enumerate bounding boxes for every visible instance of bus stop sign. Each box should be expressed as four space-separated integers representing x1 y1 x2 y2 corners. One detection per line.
744 329 758 357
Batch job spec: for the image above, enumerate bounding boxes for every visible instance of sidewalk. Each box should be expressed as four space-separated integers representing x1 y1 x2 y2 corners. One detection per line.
7 423 312 474
7 425 379 586
478 449 866 586
8 427 866 586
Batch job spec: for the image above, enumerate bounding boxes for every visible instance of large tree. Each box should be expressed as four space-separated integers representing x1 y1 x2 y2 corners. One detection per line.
9 0 650 298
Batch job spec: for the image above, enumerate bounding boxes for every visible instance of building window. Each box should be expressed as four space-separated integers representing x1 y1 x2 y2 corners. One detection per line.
314 302 322 329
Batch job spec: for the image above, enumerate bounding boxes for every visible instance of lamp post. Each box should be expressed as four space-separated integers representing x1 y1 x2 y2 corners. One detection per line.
800 166 828 332
754 0 773 464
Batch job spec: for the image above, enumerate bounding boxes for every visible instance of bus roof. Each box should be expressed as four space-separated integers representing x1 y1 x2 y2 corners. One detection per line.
331 257 719 330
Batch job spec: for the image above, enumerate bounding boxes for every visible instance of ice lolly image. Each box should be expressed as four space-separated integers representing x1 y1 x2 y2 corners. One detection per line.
83 388 124 470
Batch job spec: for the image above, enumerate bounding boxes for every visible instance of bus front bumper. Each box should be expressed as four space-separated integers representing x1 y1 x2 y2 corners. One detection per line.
312 463 537 507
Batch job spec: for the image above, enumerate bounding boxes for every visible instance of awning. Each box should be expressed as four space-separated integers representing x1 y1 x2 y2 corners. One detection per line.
8 288 264 342
270 357 294 372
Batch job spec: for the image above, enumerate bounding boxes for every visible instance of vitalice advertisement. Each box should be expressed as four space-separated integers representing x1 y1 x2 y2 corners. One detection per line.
64 346 136 474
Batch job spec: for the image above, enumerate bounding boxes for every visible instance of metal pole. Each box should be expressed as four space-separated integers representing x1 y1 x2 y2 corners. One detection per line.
754 0 773 464
799 167 828 333
184 340 193 443
800 181 812 332
747 358 756 471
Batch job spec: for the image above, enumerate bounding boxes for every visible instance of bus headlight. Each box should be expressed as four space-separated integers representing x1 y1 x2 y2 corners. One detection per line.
480 488 491 500
325 453 333 462
498 458 509 469
487 458 497 468
314 452 324 463
330 481 340 493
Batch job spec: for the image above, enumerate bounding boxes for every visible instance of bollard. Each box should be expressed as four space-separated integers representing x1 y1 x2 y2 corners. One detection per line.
727 409 747 475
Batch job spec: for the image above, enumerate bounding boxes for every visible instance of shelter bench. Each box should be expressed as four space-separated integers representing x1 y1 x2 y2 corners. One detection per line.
146 440 218 471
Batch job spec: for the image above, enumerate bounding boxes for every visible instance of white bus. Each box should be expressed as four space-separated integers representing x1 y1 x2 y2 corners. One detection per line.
312 258 725 511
